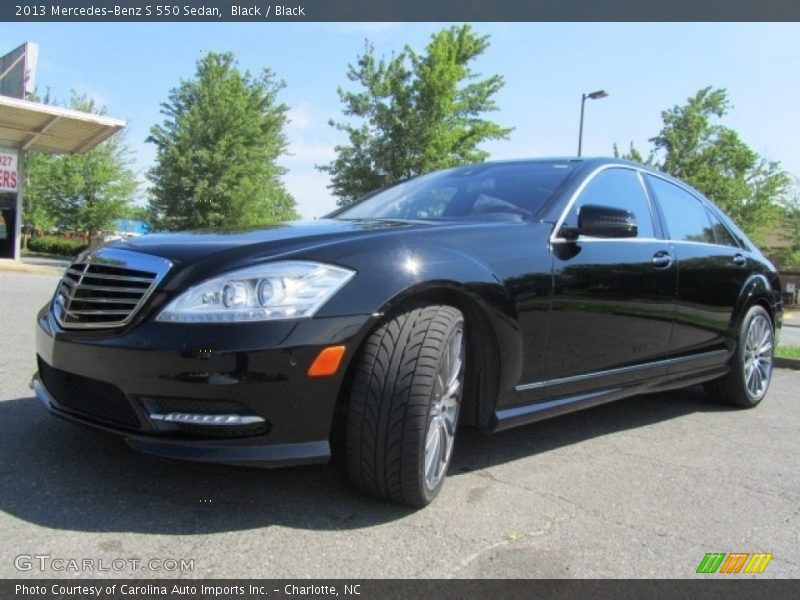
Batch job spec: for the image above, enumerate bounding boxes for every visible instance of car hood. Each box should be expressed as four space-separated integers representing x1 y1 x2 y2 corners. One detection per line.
111 219 453 264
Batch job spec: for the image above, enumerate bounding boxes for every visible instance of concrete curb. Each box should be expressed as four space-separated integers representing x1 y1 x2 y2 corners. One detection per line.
775 357 800 370
0 259 62 276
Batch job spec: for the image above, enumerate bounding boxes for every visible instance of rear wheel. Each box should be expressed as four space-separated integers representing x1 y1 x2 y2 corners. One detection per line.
705 305 774 408
346 304 465 506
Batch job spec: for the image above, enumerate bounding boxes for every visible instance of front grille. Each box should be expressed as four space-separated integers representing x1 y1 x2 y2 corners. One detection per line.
53 248 171 330
38 357 141 429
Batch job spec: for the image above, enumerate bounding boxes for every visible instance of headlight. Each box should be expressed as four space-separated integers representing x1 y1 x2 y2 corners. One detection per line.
156 261 355 323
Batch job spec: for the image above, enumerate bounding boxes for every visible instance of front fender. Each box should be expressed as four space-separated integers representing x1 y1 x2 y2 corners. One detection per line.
318 243 516 320
317 243 523 427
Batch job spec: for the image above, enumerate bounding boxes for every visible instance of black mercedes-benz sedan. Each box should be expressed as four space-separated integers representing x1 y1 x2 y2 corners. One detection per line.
33 157 782 506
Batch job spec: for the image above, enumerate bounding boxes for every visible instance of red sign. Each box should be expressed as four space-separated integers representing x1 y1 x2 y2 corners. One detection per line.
0 149 18 192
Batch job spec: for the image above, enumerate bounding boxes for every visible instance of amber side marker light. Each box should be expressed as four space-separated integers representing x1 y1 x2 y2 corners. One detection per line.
307 345 346 377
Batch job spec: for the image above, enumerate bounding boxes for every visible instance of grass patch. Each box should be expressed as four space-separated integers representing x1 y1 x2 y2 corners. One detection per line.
776 345 800 359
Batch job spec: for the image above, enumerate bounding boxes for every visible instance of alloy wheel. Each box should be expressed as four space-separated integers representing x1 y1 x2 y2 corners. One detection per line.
423 325 464 491
743 313 773 400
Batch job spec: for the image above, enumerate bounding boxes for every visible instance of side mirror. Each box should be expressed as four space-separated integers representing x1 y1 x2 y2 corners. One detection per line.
571 204 638 238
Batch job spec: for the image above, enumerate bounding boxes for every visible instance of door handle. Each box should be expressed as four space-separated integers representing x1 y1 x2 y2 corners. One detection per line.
652 251 673 269
733 253 747 266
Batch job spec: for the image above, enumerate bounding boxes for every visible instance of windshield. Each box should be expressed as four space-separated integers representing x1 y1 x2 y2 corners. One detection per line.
333 161 577 221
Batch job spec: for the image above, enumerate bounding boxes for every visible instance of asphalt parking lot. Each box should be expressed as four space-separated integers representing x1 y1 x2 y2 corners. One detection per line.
0 270 798 578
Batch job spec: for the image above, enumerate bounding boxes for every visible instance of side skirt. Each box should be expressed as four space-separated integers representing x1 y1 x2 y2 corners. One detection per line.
493 355 730 432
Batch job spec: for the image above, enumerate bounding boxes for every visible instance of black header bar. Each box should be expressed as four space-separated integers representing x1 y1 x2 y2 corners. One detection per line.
5 579 800 600
4 0 800 22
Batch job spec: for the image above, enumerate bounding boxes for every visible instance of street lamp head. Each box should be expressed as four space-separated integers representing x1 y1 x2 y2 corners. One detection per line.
587 90 609 100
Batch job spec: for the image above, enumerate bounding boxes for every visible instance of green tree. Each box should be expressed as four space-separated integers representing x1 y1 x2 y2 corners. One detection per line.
20 155 56 233
147 52 297 230
23 93 137 233
616 87 789 243
321 25 512 205
612 142 648 165
774 177 800 270
117 202 154 230
782 178 800 239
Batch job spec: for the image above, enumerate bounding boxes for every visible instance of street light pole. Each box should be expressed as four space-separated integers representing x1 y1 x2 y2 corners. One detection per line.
577 89 609 157
578 94 587 157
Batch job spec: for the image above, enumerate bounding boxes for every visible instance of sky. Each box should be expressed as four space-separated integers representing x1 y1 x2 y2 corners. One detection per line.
1 22 799 219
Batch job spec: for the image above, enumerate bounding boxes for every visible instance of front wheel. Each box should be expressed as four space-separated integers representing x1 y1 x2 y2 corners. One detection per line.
705 305 774 408
346 304 465 506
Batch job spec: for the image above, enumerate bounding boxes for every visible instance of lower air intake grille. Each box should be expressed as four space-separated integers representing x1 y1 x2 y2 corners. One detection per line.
150 397 252 415
38 357 141 429
169 422 270 439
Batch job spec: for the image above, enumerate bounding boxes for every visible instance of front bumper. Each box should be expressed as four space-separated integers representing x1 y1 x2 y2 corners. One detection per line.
35 305 373 467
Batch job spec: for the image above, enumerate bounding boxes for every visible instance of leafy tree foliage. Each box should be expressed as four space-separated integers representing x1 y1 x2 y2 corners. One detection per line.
123 203 153 225
615 87 789 243
321 25 512 205
773 178 800 270
147 52 297 230
23 93 137 233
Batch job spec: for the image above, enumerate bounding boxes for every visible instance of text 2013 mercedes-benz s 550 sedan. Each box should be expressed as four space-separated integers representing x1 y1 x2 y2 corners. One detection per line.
34 158 782 506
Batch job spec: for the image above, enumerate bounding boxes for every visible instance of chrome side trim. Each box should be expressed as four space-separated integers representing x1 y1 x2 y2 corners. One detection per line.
515 350 729 392
149 412 265 426
667 239 750 251
552 237 662 244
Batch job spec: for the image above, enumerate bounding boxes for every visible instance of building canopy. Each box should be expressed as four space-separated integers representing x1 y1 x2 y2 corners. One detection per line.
0 95 125 155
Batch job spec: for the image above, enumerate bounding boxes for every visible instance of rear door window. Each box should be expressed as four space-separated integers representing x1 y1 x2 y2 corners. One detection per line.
646 175 715 244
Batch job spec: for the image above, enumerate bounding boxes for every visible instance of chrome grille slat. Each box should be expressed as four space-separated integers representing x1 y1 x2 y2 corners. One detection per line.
68 270 154 284
68 297 141 305
53 248 172 330
66 282 153 293
67 309 135 316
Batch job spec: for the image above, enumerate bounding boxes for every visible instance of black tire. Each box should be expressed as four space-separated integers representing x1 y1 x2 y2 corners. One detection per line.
704 305 774 408
346 304 465 507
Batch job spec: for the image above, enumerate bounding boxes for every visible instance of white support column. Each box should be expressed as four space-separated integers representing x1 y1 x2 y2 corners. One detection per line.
14 148 23 260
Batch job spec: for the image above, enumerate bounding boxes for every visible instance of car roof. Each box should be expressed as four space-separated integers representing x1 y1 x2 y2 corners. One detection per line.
471 157 706 198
